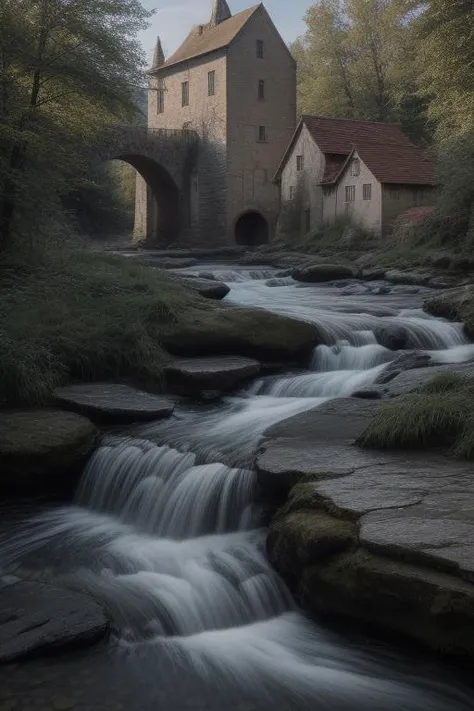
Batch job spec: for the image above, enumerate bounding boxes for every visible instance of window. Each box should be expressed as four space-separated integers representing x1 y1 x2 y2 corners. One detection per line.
181 81 189 106
363 183 372 200
208 71 215 97
257 39 264 58
258 79 265 100
305 208 311 233
258 125 267 142
390 187 401 200
157 82 164 114
289 186 296 200
350 159 360 177
345 185 355 202
296 155 304 171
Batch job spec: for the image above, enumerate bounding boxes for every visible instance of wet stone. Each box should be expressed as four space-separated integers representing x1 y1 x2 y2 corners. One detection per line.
0 581 109 663
164 356 260 396
54 383 175 424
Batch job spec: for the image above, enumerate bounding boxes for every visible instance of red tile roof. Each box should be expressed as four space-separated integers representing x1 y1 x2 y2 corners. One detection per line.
158 6 260 71
275 115 435 186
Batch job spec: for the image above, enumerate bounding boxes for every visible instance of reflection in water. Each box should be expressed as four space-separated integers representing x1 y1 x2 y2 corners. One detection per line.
1 265 473 711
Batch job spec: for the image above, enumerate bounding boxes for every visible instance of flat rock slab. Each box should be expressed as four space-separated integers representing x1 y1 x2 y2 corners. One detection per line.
165 356 260 396
54 383 174 424
177 276 230 300
292 264 353 283
0 410 98 495
385 362 474 398
0 581 109 663
257 399 383 498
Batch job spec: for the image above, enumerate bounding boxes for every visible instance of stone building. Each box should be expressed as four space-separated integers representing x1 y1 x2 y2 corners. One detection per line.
275 116 435 238
134 1 296 247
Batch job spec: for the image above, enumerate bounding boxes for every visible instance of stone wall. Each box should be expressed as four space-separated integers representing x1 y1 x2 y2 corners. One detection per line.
227 6 297 242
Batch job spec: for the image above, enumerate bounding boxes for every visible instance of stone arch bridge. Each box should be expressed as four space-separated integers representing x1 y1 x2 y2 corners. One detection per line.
91 126 199 244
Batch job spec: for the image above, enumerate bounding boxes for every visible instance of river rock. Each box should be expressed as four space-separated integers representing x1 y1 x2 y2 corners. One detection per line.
175 276 230 300
373 325 409 350
0 410 98 496
256 399 382 500
264 399 474 656
0 581 109 663
385 361 474 398
164 356 260 396
385 269 432 286
361 268 386 281
424 286 474 338
375 352 433 385
54 383 174 424
292 264 353 283
162 307 320 363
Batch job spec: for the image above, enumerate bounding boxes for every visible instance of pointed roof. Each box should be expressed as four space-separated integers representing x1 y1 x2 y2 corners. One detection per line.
275 115 435 186
157 5 260 72
151 36 165 70
211 0 232 26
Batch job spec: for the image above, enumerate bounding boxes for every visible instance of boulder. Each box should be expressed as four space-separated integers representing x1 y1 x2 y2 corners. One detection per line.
303 549 474 657
0 581 109 663
0 410 98 496
424 286 474 338
164 356 260 396
177 276 230 300
429 252 452 270
374 352 433 385
373 324 409 350
361 268 386 281
54 383 174 424
385 269 432 286
162 307 320 363
385 362 474 398
350 388 384 399
292 264 353 283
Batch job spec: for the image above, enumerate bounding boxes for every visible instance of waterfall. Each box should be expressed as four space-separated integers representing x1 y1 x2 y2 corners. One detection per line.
1 267 472 711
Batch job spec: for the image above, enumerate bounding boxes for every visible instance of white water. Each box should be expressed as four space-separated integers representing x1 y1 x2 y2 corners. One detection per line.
1 265 472 710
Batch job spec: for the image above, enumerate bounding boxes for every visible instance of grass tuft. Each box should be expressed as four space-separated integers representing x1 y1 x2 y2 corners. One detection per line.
358 373 474 459
0 246 207 407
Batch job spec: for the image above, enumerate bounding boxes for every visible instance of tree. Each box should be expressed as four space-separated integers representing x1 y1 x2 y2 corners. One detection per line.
416 0 474 142
292 0 428 141
0 0 151 252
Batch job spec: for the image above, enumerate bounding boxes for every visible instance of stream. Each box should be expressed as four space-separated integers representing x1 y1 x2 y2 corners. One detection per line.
1 264 474 710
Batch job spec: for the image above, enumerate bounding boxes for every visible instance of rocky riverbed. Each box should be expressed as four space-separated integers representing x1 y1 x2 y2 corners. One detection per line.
1 258 474 711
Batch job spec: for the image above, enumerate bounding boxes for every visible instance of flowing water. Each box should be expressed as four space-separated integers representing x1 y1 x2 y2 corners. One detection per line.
1 264 474 710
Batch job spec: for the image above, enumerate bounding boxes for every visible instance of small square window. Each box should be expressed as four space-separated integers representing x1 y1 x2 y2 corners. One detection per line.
208 71 215 97
345 185 355 202
258 79 265 100
182 81 189 107
350 159 360 177
258 125 267 142
363 184 372 200
289 186 295 200
296 155 304 171
257 40 264 58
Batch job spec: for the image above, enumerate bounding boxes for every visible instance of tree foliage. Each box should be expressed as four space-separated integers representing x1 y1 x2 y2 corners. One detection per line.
0 0 151 252
292 0 428 142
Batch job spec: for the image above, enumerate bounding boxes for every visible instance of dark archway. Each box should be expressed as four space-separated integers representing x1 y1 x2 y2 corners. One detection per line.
119 153 180 246
235 211 269 247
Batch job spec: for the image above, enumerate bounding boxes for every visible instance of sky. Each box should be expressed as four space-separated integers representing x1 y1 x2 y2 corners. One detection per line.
139 0 311 65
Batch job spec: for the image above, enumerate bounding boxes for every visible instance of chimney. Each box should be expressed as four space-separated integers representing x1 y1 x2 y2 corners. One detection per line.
210 0 232 27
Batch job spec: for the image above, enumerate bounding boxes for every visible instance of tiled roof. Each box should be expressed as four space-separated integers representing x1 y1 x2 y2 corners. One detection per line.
158 5 260 71
275 115 435 186
354 141 435 186
302 115 412 154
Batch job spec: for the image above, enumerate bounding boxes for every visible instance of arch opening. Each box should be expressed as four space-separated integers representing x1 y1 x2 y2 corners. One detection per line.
118 154 181 246
235 211 269 247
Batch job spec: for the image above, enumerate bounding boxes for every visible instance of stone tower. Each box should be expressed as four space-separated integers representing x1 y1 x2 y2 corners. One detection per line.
134 2 297 247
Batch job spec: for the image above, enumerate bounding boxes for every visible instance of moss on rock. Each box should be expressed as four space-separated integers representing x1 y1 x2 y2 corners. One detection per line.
0 409 98 497
162 307 320 362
